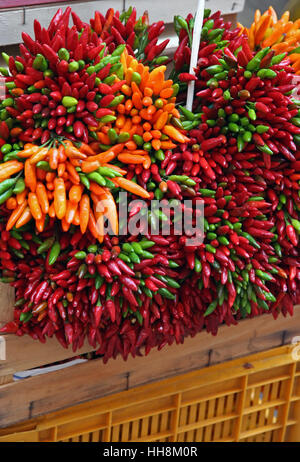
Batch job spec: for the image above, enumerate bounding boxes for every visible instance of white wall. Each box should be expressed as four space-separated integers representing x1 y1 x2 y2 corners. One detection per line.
0 0 245 46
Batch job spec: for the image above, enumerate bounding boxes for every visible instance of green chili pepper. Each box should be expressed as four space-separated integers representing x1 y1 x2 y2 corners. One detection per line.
10 229 22 241
58 48 70 61
194 257 202 273
242 131 252 143
12 178 25 195
37 236 55 255
291 117 300 128
258 144 273 155
206 244 216 254
256 124 269 134
118 252 131 263
0 66 9 76
199 188 216 197
204 299 218 316
0 178 16 196
178 105 195 121
97 166 121 178
133 134 144 146
257 298 270 311
223 89 231 100
48 241 61 265
248 108 257 121
107 128 118 143
118 131 130 143
1 143 12 154
130 242 143 255
246 47 270 71
206 65 224 75
270 53 286 65
74 251 87 260
0 188 13 205
20 311 33 323
108 95 125 107
158 287 175 300
33 54 48 72
255 269 273 281
87 171 106 186
62 96 78 108
128 252 140 264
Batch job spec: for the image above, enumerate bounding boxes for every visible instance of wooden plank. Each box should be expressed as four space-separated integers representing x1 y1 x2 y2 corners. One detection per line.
0 310 299 428
210 310 300 366
0 356 129 428
0 284 14 328
0 335 95 377
128 309 300 389
1 307 299 380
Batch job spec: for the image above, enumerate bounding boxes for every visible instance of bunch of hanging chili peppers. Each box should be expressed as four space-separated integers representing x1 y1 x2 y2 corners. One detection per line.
0 7 299 363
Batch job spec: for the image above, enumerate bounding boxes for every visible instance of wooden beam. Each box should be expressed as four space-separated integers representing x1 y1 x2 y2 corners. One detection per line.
0 334 96 377
0 308 299 428
0 284 14 328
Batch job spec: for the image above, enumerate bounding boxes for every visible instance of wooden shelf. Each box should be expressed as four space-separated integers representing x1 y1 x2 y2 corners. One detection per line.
0 306 299 428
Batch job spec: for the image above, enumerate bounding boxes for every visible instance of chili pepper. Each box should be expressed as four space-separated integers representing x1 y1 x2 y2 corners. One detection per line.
48 241 61 265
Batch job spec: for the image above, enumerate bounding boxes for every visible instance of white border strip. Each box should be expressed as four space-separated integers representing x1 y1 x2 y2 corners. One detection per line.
186 0 205 111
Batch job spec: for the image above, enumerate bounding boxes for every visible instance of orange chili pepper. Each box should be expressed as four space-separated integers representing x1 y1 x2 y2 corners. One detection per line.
65 200 78 224
160 141 177 149
89 182 106 196
154 111 169 130
143 131 153 142
0 161 23 181
16 189 27 205
152 139 161 151
6 200 28 231
160 87 174 99
81 159 101 173
48 202 55 218
28 192 42 220
15 206 32 229
46 172 55 182
36 182 49 214
54 178 66 219
24 160 37 192
6 197 17 210
17 146 40 158
29 147 48 165
49 147 59 170
58 144 67 162
36 168 46 181
35 214 46 233
97 188 118 235
87 144 124 163
116 114 126 129
66 161 80 184
88 209 100 239
112 177 150 199
61 217 71 232
65 144 87 160
79 194 90 234
69 184 83 203
118 153 145 164
57 163 66 177
162 125 189 143
78 142 95 156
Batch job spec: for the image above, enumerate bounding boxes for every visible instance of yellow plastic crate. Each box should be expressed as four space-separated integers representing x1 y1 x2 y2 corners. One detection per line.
1 344 300 442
